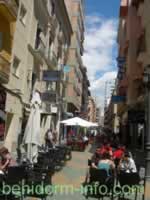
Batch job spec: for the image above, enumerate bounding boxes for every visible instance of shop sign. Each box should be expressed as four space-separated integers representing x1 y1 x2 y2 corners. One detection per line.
43 70 61 82
63 65 71 73
112 95 126 103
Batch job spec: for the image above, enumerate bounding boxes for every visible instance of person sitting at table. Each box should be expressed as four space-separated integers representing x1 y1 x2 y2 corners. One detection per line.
96 142 113 158
45 129 54 148
97 152 115 176
118 151 137 173
113 145 125 168
0 147 17 171
0 155 9 174
83 153 101 184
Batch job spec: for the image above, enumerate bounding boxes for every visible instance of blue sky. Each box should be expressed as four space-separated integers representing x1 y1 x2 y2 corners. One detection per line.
83 0 120 112
86 0 120 18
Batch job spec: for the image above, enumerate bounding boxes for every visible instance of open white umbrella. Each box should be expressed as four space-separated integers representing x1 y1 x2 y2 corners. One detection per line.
60 117 98 127
23 91 42 163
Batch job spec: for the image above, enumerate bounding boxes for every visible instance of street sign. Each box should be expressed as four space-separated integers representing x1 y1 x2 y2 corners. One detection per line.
111 95 126 103
43 70 61 82
63 65 71 73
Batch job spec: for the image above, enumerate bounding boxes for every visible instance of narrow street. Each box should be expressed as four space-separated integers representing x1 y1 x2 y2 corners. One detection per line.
50 145 93 200
0 0 149 199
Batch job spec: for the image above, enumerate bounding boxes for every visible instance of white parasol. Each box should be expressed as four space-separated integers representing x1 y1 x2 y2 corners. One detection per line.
60 117 98 127
23 91 42 163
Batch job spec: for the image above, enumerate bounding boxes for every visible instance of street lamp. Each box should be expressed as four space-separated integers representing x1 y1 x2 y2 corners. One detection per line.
143 65 150 200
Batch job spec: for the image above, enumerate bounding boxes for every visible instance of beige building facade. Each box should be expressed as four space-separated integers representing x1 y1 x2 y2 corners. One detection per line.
87 97 96 123
1 0 72 152
0 0 19 149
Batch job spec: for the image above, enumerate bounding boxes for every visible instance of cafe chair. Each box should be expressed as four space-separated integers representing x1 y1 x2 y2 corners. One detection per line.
83 168 114 200
118 172 141 200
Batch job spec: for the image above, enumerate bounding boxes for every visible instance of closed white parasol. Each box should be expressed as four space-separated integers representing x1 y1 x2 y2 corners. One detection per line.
23 91 42 163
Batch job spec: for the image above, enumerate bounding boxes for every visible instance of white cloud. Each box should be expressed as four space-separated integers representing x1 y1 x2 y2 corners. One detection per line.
91 71 117 114
91 71 117 91
83 15 118 113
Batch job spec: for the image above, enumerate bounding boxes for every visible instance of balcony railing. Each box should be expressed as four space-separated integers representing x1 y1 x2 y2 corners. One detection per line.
0 0 19 19
0 53 10 83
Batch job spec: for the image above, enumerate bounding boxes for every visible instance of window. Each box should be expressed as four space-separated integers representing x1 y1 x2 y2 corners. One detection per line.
35 27 42 49
31 73 37 90
20 4 27 25
0 33 2 50
12 56 20 77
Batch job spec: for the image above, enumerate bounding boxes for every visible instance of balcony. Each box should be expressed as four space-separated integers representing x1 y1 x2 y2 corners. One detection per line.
0 0 19 20
0 53 10 83
28 38 46 65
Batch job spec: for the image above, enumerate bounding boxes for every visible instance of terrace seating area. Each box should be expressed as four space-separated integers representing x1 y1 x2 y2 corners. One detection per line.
82 140 143 200
0 144 72 199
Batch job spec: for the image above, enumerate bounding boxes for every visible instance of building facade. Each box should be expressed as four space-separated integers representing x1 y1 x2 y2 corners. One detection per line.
0 0 19 150
64 0 85 116
115 0 146 150
87 97 96 123
80 66 90 119
1 0 72 152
